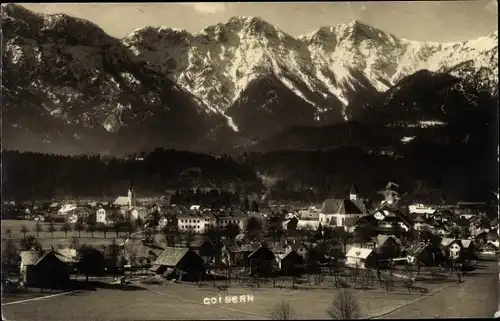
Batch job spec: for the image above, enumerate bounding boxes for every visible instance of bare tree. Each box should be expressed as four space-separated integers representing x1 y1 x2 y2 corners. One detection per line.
4 227 13 239
351 262 361 286
271 300 296 320
60 222 71 238
384 269 394 293
35 222 44 237
327 290 360 320
185 226 195 247
71 236 80 249
47 221 57 238
86 222 96 238
74 221 85 238
20 225 30 238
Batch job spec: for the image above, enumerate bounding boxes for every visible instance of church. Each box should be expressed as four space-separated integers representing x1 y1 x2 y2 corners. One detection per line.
318 185 370 231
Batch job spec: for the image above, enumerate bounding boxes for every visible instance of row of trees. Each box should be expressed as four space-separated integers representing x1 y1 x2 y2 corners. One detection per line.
4 219 146 241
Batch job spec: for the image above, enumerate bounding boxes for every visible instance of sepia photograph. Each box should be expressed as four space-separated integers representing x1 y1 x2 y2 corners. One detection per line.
1 1 499 320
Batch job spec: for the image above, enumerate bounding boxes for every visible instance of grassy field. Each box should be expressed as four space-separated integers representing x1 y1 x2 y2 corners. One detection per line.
2 267 451 320
1 219 162 248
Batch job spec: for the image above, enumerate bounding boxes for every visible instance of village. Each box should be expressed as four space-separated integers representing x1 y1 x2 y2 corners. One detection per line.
2 183 499 320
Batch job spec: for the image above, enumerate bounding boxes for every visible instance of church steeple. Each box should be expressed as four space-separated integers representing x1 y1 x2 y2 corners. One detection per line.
349 184 359 201
128 181 136 209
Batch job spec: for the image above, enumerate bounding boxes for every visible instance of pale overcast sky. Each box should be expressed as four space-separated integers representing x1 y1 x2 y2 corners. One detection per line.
20 1 498 42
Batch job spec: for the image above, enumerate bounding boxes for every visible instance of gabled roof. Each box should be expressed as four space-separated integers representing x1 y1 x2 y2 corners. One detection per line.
153 247 190 267
320 199 363 215
54 249 78 263
30 250 67 266
441 238 459 247
349 185 358 195
225 243 260 253
114 196 129 206
461 239 473 249
125 242 164 259
346 247 374 259
406 242 430 257
248 245 275 259
372 234 400 247
20 251 42 266
380 207 413 228
276 248 301 261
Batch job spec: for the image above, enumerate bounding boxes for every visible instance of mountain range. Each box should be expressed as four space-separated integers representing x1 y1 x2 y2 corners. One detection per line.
2 4 498 155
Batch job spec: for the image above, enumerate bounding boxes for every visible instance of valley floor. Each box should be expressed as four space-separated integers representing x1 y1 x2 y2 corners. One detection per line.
2 261 497 320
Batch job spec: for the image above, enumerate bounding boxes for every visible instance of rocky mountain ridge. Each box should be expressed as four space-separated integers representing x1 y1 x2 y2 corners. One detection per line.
2 4 498 154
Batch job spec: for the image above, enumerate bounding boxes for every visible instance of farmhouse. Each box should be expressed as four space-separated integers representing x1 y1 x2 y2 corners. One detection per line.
405 242 434 265
190 239 216 264
345 247 377 269
248 245 276 277
221 242 260 267
441 238 463 260
372 206 413 233
20 250 70 288
124 241 164 267
274 247 304 276
150 247 205 281
363 235 401 259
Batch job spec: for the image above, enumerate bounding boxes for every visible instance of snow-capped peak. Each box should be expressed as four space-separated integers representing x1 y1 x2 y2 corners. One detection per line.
121 16 498 126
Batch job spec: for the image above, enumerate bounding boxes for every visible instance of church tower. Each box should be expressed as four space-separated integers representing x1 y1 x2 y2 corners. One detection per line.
128 183 136 210
349 185 359 201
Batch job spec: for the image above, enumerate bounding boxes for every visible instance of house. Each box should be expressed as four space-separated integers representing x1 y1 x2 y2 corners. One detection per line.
287 241 310 259
214 210 247 232
319 198 365 231
363 235 401 259
54 248 78 266
129 206 148 221
475 243 499 261
345 247 377 269
20 250 70 288
57 203 77 215
96 206 107 224
296 216 320 230
150 247 205 281
460 239 476 258
274 248 304 276
69 206 93 223
372 206 413 233
222 243 260 267
440 238 463 260
405 242 434 266
177 212 214 234
190 239 216 264
124 241 164 267
248 245 276 277
412 215 427 230
408 204 437 215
